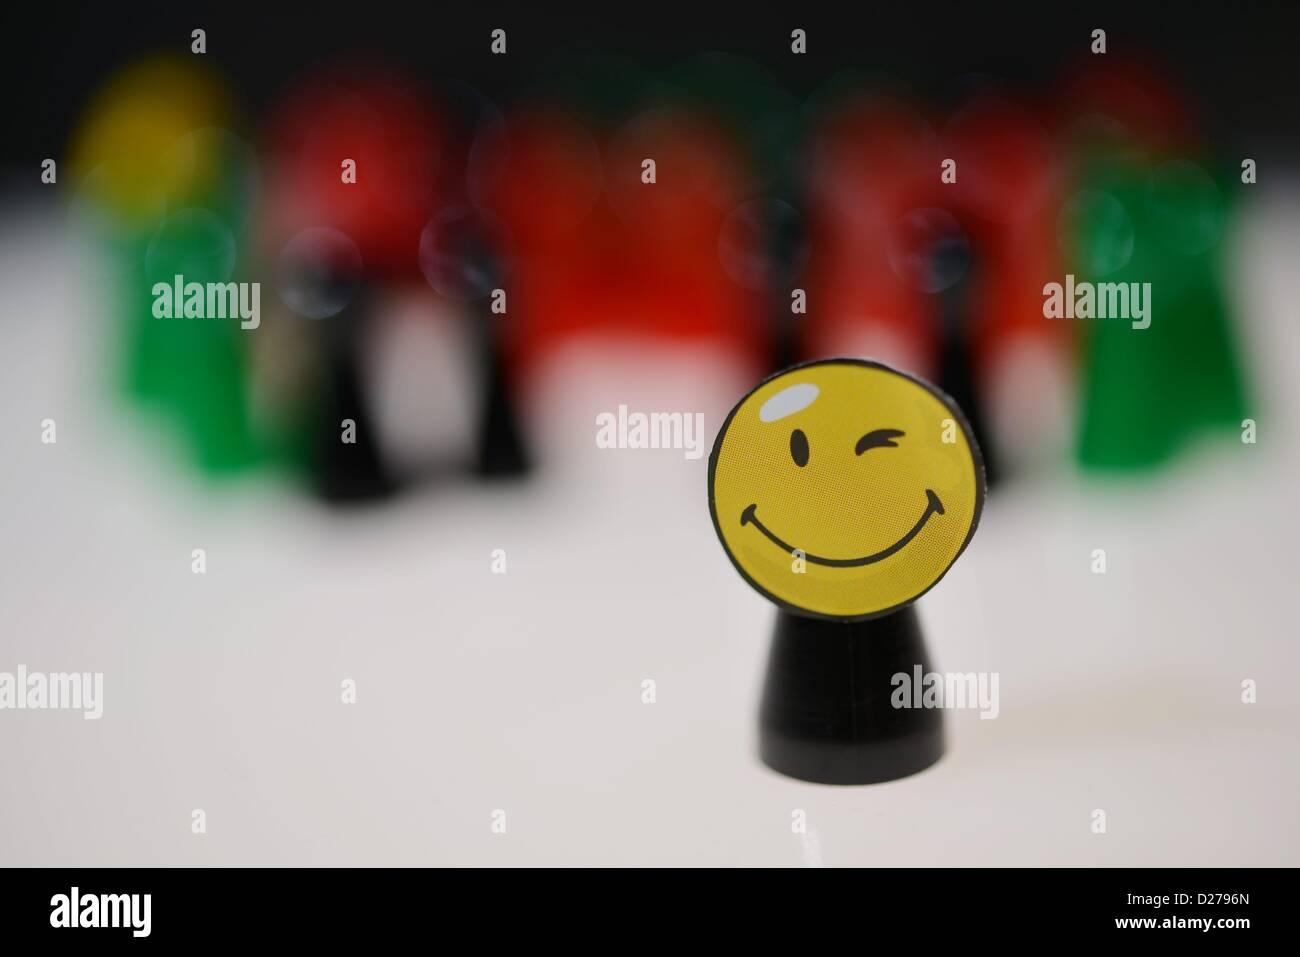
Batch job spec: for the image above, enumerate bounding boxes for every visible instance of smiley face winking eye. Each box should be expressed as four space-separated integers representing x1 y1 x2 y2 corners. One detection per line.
709 359 984 621
792 426 906 466
856 428 905 453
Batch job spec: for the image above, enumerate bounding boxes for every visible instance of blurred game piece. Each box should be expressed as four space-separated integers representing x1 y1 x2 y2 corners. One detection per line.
805 89 1071 489
259 69 444 502
480 105 770 403
604 106 767 361
881 200 999 486
926 214 996 487
717 196 806 372
68 55 262 475
1066 158 1248 469
941 93 1071 481
419 200 529 478
1058 61 1249 470
709 358 984 784
802 96 938 376
419 80 532 480
469 107 604 466
662 53 807 371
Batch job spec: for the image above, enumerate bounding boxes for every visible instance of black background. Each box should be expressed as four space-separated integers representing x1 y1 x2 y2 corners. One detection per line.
4 1 1299 168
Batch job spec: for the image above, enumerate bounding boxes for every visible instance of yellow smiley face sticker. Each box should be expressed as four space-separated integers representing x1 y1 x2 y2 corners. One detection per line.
708 358 984 621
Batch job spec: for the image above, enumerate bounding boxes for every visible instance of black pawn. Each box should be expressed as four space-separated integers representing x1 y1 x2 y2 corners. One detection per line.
459 228 530 480
758 606 944 785
934 231 999 488
473 308 530 478
766 200 807 374
310 287 397 504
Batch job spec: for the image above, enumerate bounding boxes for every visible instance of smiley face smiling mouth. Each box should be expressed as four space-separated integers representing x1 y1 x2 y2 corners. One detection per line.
740 489 945 568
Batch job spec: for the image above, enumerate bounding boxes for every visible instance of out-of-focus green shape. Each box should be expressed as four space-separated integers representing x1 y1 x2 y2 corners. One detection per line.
1064 157 1249 470
136 203 262 475
69 57 265 476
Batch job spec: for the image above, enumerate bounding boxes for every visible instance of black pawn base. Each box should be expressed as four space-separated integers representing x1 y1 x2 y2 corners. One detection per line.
758 606 944 785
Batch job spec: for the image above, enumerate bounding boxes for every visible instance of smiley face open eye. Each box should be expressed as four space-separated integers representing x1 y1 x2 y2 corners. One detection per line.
790 428 810 467
855 428 905 454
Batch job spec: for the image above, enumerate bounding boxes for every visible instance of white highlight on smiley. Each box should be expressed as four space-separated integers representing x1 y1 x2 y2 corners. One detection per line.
759 383 819 423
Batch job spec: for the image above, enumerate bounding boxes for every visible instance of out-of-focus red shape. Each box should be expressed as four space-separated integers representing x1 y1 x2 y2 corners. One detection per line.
1056 55 1198 158
474 108 603 253
479 107 769 377
941 94 1069 372
804 91 1071 383
261 69 449 282
803 96 939 374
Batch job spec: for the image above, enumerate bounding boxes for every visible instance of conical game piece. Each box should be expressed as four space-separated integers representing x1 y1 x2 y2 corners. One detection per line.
1067 158 1248 470
708 358 985 784
760 605 943 784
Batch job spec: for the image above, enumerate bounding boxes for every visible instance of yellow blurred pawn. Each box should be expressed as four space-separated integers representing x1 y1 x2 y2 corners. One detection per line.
68 55 233 229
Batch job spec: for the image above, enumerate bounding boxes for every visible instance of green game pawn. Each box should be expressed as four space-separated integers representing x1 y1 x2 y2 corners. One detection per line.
1063 156 1249 471
69 60 264 477
139 215 260 474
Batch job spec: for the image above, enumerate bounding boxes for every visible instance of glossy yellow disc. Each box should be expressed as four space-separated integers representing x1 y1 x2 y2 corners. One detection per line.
709 358 984 621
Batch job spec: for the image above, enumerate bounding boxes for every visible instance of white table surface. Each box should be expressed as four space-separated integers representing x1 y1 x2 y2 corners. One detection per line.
1 187 1298 867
